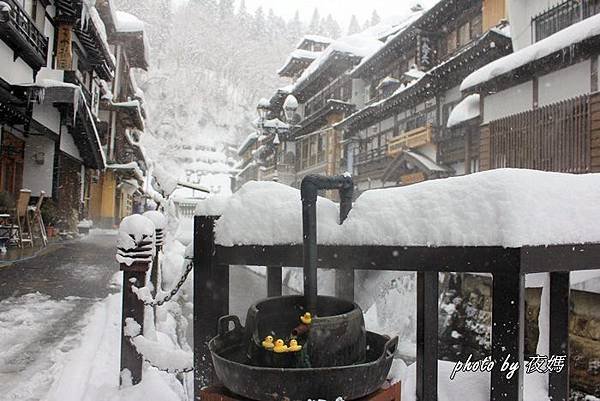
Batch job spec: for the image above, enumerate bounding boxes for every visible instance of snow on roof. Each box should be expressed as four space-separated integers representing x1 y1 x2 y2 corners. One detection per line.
114 10 145 33
296 34 334 48
404 67 426 80
461 13 600 91
403 150 449 172
237 132 259 155
213 181 340 246
447 94 480 128
293 33 384 92
277 49 321 74
351 11 424 76
210 169 600 248
106 161 144 181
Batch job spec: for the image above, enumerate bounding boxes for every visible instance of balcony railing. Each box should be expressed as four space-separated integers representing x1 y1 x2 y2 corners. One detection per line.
354 146 388 166
0 0 48 69
532 0 600 42
387 124 433 156
304 75 352 119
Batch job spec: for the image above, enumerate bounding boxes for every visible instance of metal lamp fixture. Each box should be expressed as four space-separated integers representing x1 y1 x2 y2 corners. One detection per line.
256 98 270 120
283 94 298 122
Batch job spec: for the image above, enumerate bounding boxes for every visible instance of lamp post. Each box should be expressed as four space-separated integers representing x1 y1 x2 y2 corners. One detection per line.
254 95 298 183
0 2 11 23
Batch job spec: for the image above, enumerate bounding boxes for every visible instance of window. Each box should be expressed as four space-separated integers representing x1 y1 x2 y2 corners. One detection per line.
458 22 470 47
533 0 600 42
471 14 482 39
446 30 457 54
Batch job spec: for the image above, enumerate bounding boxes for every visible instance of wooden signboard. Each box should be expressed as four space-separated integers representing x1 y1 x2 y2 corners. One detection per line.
56 24 73 71
401 171 426 185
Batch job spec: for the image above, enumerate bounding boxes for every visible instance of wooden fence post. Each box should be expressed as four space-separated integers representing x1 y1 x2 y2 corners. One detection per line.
267 265 282 297
549 272 570 401
416 271 438 401
491 254 525 401
194 215 229 399
117 215 156 386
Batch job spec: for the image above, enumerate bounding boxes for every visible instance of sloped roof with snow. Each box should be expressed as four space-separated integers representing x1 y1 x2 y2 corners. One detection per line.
461 13 600 91
447 94 480 128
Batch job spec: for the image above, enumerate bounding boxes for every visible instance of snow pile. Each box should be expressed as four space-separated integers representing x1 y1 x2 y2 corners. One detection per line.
115 10 145 33
447 94 480 128
214 169 600 247
400 360 549 401
341 169 600 247
125 319 193 373
117 215 155 266
213 181 340 246
143 211 167 231
153 165 179 196
461 13 600 90
195 193 231 217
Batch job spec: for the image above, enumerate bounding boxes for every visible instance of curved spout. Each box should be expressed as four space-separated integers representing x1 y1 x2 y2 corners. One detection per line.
300 174 354 315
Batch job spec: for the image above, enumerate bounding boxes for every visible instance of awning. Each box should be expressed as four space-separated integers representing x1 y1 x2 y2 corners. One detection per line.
382 149 452 184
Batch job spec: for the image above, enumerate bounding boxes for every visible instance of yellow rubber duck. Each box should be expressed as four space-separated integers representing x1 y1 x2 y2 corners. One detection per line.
300 312 312 325
273 339 288 353
261 335 274 350
288 339 302 352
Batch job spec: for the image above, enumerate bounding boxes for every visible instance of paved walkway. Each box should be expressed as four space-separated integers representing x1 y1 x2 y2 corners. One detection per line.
0 230 119 401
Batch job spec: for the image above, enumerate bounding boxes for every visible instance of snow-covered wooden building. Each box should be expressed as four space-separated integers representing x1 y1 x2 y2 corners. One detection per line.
0 0 150 231
461 0 600 175
336 0 512 193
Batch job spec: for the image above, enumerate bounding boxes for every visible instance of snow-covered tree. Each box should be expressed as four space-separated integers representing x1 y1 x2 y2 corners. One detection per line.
308 8 322 34
323 14 341 39
347 14 361 35
370 10 381 26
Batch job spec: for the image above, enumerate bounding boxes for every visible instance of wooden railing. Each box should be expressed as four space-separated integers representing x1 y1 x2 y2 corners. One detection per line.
354 146 388 165
486 94 592 173
387 124 433 156
1 0 48 68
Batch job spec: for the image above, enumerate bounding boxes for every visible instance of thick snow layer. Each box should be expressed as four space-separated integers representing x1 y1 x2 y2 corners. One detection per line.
277 49 320 74
461 14 600 90
143 211 167 230
447 94 480 128
401 360 549 401
117 214 155 251
194 193 231 217
115 10 145 33
214 169 600 247
403 150 448 172
296 34 334 48
214 181 339 246
341 169 600 247
293 33 384 91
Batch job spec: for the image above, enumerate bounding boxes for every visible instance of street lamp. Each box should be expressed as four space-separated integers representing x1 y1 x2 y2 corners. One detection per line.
283 94 298 123
256 98 270 121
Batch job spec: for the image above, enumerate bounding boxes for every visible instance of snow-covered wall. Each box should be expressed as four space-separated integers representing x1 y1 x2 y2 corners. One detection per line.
23 135 55 195
483 81 533 123
508 0 558 51
32 104 61 134
60 129 82 160
0 41 34 84
538 61 591 106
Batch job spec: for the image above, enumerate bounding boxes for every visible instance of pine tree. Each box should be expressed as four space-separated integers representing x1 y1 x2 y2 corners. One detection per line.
370 10 381 26
218 0 234 20
323 14 341 39
347 14 361 35
308 8 321 35
287 10 304 43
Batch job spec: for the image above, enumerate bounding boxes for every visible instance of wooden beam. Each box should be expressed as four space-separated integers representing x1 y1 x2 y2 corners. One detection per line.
416 271 438 401
521 244 600 273
194 216 229 398
216 244 519 273
491 263 525 401
266 265 282 297
548 272 570 401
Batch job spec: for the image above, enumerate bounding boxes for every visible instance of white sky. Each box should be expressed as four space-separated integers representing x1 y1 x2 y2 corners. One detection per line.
241 0 434 27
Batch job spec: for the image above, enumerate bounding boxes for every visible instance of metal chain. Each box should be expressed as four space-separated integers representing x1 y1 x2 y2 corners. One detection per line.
140 259 194 307
129 336 194 374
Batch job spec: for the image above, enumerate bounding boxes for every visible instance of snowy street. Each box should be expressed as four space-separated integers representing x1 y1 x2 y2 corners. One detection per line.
0 231 120 400
0 229 297 401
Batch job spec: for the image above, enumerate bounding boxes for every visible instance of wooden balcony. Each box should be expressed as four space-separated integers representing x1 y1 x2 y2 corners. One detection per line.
0 0 48 70
387 124 433 156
